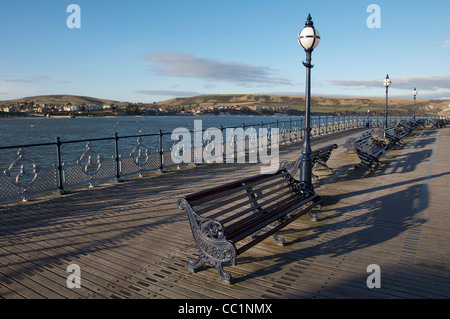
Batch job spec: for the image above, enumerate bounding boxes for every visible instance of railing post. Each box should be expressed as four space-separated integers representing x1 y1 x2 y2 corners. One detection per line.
275 120 279 144
260 121 264 146
158 129 164 173
55 137 66 195
242 123 246 153
114 132 122 182
220 125 224 160
288 118 292 143
300 118 304 139
315 116 319 136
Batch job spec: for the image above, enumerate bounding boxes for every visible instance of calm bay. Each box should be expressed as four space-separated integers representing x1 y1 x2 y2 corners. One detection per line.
0 115 300 170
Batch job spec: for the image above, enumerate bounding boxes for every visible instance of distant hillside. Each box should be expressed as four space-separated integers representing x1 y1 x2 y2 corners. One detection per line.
154 94 450 117
0 95 128 107
2 93 449 117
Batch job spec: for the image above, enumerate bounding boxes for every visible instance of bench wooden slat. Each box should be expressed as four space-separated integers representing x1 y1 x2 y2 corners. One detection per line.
236 194 321 255
186 170 291 205
227 192 318 244
223 186 300 234
384 124 405 146
353 130 389 170
195 176 291 217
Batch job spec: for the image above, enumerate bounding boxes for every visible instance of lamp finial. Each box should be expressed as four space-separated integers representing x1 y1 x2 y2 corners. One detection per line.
305 14 313 26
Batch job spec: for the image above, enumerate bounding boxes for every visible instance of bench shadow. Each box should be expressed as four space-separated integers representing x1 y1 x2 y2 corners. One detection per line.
232 129 446 286
233 182 425 284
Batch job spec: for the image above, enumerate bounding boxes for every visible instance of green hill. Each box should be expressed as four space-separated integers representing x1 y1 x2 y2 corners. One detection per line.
155 94 450 117
0 94 128 107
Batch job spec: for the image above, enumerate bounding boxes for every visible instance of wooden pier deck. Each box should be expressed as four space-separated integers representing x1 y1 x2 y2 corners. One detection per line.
1 127 449 300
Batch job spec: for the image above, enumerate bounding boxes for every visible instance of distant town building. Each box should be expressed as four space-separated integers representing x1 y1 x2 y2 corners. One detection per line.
1 107 17 113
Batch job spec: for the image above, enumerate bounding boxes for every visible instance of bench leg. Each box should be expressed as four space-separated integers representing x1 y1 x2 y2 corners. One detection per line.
272 232 285 246
308 211 318 222
187 253 208 273
187 253 232 284
250 221 286 246
216 264 232 284
316 160 333 172
295 203 319 221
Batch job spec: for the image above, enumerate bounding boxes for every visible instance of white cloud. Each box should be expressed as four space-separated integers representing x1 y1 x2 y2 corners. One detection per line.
444 40 450 48
142 52 292 86
0 76 52 100
3 75 50 83
329 75 450 92
203 83 216 89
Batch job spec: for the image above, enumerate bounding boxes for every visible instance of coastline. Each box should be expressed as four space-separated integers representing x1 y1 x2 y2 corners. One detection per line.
0 113 293 119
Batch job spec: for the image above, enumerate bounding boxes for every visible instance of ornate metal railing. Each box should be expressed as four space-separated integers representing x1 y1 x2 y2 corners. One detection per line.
0 115 401 203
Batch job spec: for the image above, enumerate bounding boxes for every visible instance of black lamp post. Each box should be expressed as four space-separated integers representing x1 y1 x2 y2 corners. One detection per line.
413 88 418 120
298 14 320 191
383 74 391 138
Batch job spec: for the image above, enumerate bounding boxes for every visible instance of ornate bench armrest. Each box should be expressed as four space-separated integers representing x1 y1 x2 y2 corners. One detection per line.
178 198 237 283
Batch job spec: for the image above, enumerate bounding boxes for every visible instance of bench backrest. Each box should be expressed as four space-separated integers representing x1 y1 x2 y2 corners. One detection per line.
354 130 376 149
354 130 386 155
182 169 304 232
311 144 338 160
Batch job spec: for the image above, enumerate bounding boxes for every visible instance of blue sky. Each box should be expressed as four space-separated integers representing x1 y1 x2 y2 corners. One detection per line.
1 0 449 103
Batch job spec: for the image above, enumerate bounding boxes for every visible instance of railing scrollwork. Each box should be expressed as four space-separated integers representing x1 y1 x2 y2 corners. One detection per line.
76 142 102 187
3 148 39 201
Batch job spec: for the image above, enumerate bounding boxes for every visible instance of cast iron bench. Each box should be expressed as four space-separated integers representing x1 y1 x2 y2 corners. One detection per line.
178 168 322 283
431 119 447 128
396 120 417 135
354 130 389 170
384 124 405 146
280 143 338 179
311 144 338 172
